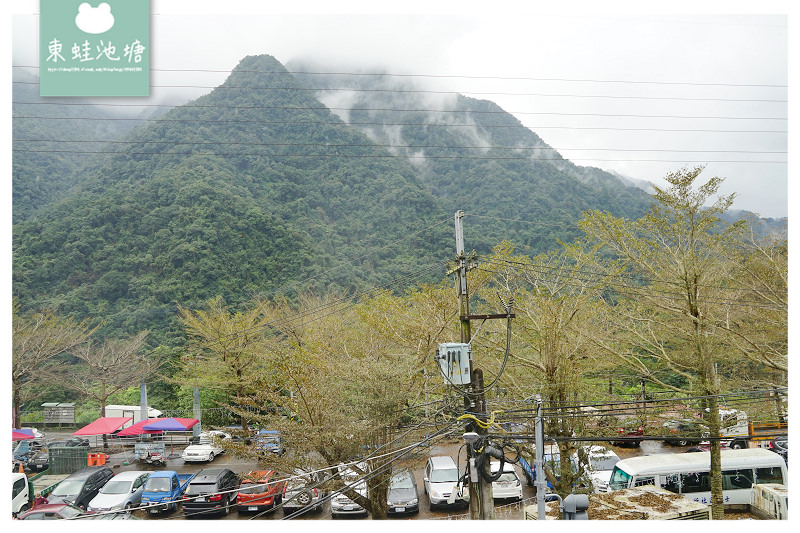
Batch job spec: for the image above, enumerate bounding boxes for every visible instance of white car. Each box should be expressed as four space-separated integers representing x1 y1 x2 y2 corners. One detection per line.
577 445 620 493
87 471 151 513
181 431 230 462
423 456 468 510
490 461 523 501
331 462 369 517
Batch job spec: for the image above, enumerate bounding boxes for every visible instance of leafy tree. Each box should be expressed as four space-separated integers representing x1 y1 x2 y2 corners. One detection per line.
11 300 96 428
177 296 275 430
477 242 612 495
579 166 763 518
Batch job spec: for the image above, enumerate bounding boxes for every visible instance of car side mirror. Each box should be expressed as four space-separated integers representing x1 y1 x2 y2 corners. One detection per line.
423 477 429 483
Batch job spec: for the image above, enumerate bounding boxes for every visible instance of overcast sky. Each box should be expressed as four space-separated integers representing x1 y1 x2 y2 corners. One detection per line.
9 0 792 218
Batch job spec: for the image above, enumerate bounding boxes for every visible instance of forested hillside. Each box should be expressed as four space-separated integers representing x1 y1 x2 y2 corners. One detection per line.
12 55 453 343
12 74 156 223
290 64 656 254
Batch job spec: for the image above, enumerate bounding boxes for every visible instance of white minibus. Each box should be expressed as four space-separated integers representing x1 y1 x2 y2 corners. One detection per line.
607 448 786 507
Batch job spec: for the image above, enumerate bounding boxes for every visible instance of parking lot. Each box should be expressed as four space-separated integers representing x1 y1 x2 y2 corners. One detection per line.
33 430 690 520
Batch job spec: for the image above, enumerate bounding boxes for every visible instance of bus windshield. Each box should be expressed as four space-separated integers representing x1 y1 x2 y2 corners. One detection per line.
608 466 632 491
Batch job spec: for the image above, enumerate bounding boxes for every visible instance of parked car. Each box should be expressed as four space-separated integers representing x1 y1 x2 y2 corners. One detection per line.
576 445 620 493
182 468 240 517
17 503 85 520
141 470 195 514
282 469 328 514
25 451 50 473
255 429 284 456
490 461 523 501
47 437 90 448
387 469 419 515
331 463 369 517
600 414 644 447
423 456 468 510
662 419 709 446
87 470 151 513
189 429 232 445
768 436 788 465
182 431 228 462
20 427 46 440
47 466 115 510
237 470 287 513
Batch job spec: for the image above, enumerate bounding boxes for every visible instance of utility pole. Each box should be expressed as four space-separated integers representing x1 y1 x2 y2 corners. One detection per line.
454 211 493 520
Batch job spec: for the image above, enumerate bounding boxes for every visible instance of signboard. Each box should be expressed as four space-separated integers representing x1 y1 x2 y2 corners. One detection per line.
40 0 150 96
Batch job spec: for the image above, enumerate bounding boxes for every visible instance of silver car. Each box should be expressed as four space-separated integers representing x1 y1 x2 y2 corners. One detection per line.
282 469 328 514
87 471 151 513
423 456 468 510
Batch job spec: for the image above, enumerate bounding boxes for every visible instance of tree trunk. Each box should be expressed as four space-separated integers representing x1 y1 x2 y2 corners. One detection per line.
13 386 21 429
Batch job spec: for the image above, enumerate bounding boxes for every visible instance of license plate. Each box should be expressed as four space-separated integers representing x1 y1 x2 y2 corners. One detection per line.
148 509 159 514
396 507 405 512
248 506 258 511
195 497 205 502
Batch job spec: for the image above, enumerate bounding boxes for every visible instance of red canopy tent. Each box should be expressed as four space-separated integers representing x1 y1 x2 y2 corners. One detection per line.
73 416 132 435
115 418 167 437
12 428 35 441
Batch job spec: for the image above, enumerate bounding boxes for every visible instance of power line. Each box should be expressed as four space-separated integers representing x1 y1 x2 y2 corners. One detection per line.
11 79 788 103
12 114 788 134
11 101 788 122
12 64 789 88
10 149 787 165
12 138 788 156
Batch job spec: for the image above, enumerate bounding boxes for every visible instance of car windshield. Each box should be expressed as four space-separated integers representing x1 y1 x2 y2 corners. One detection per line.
390 474 414 489
430 468 458 483
100 480 133 494
591 456 619 471
51 479 85 496
240 482 271 494
608 466 632 491
496 472 518 483
186 483 217 495
143 478 171 492
58 506 83 519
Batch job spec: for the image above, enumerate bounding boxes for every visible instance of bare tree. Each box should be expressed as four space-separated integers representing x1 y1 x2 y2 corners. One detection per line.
12 300 96 428
59 331 155 448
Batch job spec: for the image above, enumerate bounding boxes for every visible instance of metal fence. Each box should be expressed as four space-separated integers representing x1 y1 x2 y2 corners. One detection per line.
48 446 89 474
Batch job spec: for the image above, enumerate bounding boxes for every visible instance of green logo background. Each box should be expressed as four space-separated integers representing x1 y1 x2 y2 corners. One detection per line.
40 0 150 97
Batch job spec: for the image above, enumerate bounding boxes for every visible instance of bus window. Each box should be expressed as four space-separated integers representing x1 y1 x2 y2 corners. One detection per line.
722 469 753 490
661 473 680 494
755 467 784 484
608 466 632 491
680 471 710 494
633 476 655 487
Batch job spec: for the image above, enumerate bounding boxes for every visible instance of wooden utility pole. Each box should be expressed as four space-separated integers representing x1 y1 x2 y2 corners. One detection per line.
454 211 494 520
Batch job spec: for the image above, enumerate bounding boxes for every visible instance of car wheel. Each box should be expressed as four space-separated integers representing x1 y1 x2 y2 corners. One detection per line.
678 439 689 446
125 502 133 510
222 496 230 515
17 503 29 515
731 441 745 450
208 453 214 461
296 490 312 506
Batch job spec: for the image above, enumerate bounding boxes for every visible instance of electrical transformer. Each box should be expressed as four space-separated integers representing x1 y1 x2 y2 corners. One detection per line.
436 343 472 385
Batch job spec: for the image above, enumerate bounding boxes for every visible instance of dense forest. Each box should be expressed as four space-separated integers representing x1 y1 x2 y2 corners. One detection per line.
11 53 785 363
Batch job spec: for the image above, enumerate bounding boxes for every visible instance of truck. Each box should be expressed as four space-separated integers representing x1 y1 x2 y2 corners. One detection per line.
104 405 163 430
140 470 195 514
12 472 34 516
718 408 788 450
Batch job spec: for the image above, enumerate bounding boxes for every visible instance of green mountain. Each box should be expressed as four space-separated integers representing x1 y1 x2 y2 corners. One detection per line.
289 64 655 254
12 55 453 343
12 74 157 223
12 54 672 345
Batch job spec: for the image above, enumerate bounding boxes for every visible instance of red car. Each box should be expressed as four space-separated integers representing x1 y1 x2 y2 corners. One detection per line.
236 470 288 513
18 503 85 520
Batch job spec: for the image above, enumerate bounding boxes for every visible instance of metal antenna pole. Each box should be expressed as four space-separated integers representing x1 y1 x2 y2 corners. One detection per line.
535 396 547 520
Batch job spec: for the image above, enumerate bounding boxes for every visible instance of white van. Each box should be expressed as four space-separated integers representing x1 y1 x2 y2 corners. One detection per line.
607 448 786 507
